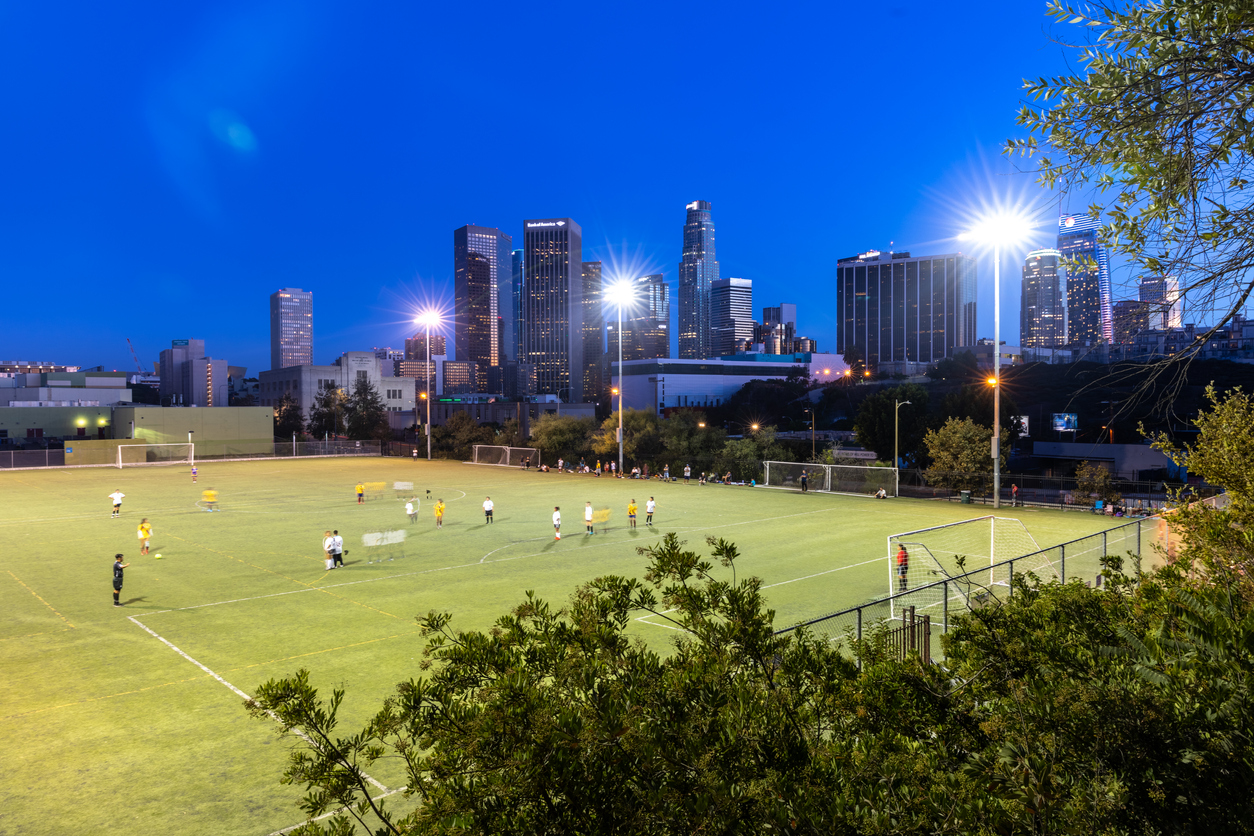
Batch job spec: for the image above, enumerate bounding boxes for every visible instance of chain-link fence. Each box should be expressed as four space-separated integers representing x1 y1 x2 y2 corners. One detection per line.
775 516 1160 662
0 440 383 469
897 469 1218 512
0 449 66 469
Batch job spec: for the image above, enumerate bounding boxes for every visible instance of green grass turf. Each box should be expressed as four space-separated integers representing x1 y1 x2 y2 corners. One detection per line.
0 457 1122 835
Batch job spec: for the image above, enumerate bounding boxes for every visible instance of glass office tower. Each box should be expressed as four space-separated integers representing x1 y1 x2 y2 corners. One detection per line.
678 200 719 358
269 288 313 370
522 218 585 402
1057 214 1113 344
454 225 512 389
1021 249 1069 347
711 278 754 356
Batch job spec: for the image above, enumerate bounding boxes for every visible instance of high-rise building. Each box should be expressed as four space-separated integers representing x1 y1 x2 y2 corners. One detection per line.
454 225 512 389
1139 276 1182 330
760 304 798 354
836 250 977 371
404 333 447 361
442 361 479 395
581 261 604 400
711 278 754 356
1057 215 1113 344
1021 249 1069 348
521 218 585 402
269 288 313 370
159 339 228 407
1112 300 1151 343
511 248 524 362
616 273 669 361
678 200 719 358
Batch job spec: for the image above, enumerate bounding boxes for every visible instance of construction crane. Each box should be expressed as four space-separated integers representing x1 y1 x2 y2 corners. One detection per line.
126 338 146 374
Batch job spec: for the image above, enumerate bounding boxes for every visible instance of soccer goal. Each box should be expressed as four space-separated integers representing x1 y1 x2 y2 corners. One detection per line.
886 516 1044 627
763 461 898 496
471 445 540 467
117 443 194 468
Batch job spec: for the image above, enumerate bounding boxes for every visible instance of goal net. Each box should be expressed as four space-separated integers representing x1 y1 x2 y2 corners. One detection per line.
471 445 540 467
117 443 194 468
763 461 897 496
886 516 1043 627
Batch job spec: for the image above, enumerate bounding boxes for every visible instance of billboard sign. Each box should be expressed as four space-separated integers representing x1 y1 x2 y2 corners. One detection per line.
1012 415 1029 437
1051 413 1079 432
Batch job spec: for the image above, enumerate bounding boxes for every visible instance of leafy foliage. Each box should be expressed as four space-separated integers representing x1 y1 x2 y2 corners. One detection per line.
527 413 596 464
344 378 391 441
590 409 665 463
430 412 494 461
308 386 347 439
274 392 306 440
923 416 1010 493
852 383 930 465
1075 459 1122 507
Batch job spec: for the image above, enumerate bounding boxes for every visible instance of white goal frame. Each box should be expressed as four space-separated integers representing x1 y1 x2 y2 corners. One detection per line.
471 445 540 467
886 515 1043 626
762 460 898 496
116 443 195 468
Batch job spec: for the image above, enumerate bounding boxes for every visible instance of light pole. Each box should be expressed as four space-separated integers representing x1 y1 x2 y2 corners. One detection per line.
961 212 1033 510
804 408 815 459
415 310 441 461
894 399 911 498
608 281 635 477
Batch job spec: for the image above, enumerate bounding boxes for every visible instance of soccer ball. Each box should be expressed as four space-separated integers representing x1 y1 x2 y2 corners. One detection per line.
155 554 163 559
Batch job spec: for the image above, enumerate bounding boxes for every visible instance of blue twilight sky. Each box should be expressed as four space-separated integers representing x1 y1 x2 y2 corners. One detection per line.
0 1 1095 375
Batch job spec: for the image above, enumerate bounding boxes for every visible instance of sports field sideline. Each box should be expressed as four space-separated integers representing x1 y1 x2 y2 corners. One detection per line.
1 456 1122 835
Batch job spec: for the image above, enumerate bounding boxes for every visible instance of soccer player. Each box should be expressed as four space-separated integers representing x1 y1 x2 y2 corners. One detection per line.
434 498 445 529
191 465 198 483
684 464 691 484
483 496 494 524
356 482 365 504
322 530 334 569
896 543 909 592
646 496 656 526
108 489 125 518
412 447 418 461
553 506 561 540
331 530 344 568
800 470 808 492
627 499 637 529
405 498 416 523
585 501 594 535
137 518 152 556
202 488 218 512
663 464 670 482
112 554 129 607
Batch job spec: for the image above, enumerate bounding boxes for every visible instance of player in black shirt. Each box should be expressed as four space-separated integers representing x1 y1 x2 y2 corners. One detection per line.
112 554 130 607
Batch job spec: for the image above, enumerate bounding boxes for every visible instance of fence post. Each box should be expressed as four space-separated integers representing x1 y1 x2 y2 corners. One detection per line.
1060 543 1066 584
1008 560 1014 598
943 581 948 633
1102 531 1107 561
856 607 863 671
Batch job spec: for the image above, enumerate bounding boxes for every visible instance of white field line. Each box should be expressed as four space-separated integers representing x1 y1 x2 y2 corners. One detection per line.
127 615 388 792
632 555 888 631
267 786 409 836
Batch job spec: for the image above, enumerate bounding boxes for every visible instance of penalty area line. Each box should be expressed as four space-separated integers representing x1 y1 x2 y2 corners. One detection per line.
128 615 388 792
267 786 409 836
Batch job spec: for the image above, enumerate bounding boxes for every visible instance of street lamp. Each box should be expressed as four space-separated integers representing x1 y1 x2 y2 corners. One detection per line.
894 400 911 498
607 280 636 477
803 408 816 459
415 310 442 461
960 211 1033 509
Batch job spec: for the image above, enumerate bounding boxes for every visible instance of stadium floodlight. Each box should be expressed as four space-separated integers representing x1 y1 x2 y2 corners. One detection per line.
895 400 911 497
607 279 636 477
414 310 442 460
960 211 1034 510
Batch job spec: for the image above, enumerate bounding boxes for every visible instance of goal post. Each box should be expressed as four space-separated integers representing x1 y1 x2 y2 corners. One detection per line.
762 461 897 496
886 516 1043 627
471 445 540 467
117 443 194 468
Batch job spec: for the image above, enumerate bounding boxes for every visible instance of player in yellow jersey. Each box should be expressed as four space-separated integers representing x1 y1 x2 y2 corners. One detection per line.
137 518 152 555
202 488 218 512
627 499 638 529
434 498 445 529
355 482 365 504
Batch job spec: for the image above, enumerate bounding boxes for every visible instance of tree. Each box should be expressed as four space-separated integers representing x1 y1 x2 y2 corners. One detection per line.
657 410 727 472
1008 1 1254 377
430 412 494 461
528 413 596 464
852 383 929 465
590 409 665 465
273 392 306 440
1075 459 1122 507
495 418 525 449
923 416 1009 493
712 425 789 481
344 378 390 441
926 349 979 382
842 343 865 377
308 386 347 438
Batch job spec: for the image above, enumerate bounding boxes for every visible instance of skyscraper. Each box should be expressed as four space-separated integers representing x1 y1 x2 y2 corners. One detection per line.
521 218 585 402
1020 249 1069 347
623 273 669 360
1057 215 1113 344
581 261 604 400
511 248 524 362
836 250 977 371
1139 276 1182 330
760 304 798 354
454 225 512 389
269 288 313 370
678 200 719 358
711 278 754 356
159 339 228 407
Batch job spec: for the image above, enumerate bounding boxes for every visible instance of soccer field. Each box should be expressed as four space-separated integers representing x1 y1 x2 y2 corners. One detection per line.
1 457 1122 835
